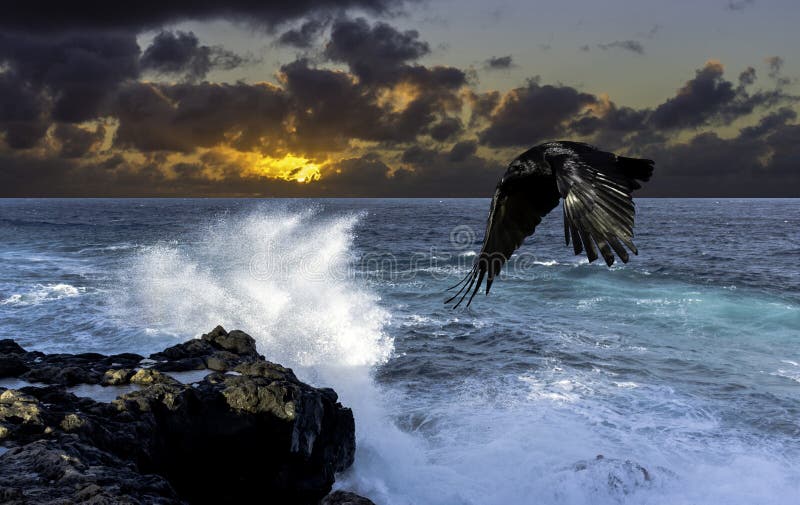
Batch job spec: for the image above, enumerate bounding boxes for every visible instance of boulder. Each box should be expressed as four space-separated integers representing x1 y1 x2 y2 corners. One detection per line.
0 327 356 505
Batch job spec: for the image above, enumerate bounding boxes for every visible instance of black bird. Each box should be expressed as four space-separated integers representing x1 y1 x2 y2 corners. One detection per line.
446 141 654 308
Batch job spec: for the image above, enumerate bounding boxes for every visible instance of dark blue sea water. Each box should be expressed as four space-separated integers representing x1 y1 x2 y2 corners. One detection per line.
1 198 798 504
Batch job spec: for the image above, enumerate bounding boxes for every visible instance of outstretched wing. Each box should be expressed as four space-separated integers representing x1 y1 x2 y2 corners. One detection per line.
547 143 654 266
445 166 560 308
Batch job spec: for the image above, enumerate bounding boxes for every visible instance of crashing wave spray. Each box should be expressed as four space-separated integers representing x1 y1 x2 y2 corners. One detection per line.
120 205 438 503
124 206 393 367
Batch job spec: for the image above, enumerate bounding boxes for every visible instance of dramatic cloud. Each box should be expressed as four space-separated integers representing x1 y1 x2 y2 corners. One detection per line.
597 40 644 55
637 110 800 196
0 31 140 123
739 107 797 139
429 117 463 141
0 1 797 197
54 123 106 158
141 31 246 81
484 55 514 70
479 79 596 147
0 0 403 32
277 19 328 48
448 140 478 162
0 71 48 148
649 60 793 130
324 17 430 84
113 81 289 153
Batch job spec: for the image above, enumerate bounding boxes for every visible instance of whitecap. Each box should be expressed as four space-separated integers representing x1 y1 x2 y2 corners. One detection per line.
1 283 84 306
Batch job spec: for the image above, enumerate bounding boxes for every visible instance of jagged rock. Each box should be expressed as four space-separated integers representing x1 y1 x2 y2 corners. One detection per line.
320 491 377 505
129 368 180 386
204 350 240 371
0 356 28 378
103 368 135 385
201 326 259 356
0 437 183 504
0 389 43 425
0 327 356 505
0 339 26 355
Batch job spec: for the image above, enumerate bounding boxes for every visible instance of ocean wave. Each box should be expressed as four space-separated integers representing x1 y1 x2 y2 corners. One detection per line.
115 207 393 369
1 283 85 306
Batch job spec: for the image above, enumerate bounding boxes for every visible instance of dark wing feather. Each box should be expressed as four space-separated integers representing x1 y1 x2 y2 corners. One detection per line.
549 145 653 266
446 170 559 308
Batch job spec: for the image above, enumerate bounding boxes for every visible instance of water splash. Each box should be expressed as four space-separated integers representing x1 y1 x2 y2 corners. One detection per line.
120 207 393 368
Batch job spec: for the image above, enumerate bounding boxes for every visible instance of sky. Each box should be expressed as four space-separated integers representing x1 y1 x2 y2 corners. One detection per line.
0 0 798 197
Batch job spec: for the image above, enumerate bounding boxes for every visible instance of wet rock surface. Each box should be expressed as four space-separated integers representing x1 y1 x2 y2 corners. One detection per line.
0 326 368 504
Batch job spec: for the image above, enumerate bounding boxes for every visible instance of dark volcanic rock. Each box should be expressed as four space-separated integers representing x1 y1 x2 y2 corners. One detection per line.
0 327 356 505
0 438 183 504
0 356 28 378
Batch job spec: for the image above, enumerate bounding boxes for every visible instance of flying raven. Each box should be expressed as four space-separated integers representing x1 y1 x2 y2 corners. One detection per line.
446 141 654 307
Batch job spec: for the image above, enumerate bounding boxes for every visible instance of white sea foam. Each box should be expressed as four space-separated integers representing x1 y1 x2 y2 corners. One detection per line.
1 283 84 306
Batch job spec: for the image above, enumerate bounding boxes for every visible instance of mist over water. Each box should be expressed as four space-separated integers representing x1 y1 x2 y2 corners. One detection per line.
0 199 798 504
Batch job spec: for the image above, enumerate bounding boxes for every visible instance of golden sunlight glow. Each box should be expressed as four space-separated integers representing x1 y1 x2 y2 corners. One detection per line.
252 153 322 182
216 150 322 183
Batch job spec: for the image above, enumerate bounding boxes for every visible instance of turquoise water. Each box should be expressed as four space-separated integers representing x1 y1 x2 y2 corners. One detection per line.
0 198 798 504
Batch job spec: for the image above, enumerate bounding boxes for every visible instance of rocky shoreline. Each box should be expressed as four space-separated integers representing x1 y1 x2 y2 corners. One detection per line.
0 326 374 504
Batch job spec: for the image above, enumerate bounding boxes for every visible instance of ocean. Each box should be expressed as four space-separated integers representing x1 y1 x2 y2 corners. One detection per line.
0 198 798 504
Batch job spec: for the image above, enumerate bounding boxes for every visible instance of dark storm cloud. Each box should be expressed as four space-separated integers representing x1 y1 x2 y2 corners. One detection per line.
597 40 644 55
0 70 48 148
279 59 386 151
466 90 501 126
394 146 501 197
649 60 795 130
324 17 430 83
635 110 800 197
597 106 799 197
279 58 464 152
54 123 106 158
0 31 140 123
479 79 596 147
141 31 246 81
429 117 463 141
567 104 649 150
277 19 328 48
448 140 478 162
112 81 289 153
647 131 766 176
739 107 797 139
1 0 797 199
0 0 403 32
484 55 514 70
316 153 397 196
400 145 436 164
650 61 736 129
